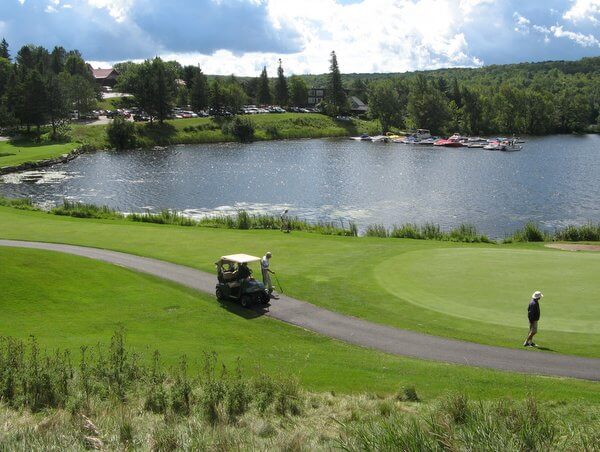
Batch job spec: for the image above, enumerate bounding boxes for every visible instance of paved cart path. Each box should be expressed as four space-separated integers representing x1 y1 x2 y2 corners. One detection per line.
2 239 599 381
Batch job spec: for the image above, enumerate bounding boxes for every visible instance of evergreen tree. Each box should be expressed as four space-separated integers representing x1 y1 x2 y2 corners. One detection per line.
0 38 9 60
325 51 348 115
190 68 208 112
19 70 47 131
350 78 368 100
274 59 288 106
209 78 225 112
257 66 271 105
50 46 66 74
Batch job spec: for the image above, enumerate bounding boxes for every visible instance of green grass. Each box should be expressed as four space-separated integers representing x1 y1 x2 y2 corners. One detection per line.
0 246 598 401
0 140 79 167
0 206 598 359
70 113 380 149
379 248 600 334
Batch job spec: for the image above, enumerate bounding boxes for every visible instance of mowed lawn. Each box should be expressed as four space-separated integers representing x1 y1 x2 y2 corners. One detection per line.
1 246 598 401
0 206 599 358
378 248 600 334
0 140 79 167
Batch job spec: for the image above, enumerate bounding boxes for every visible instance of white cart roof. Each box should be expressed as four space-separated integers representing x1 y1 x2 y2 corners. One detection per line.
220 254 261 263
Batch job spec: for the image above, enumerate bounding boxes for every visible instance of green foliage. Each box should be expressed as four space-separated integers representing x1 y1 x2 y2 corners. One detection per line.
326 51 349 115
0 195 35 210
274 59 288 106
554 222 600 241
223 116 255 142
106 116 136 150
117 57 177 123
367 79 404 132
506 221 550 242
407 74 450 134
257 66 272 105
288 75 308 107
190 69 208 112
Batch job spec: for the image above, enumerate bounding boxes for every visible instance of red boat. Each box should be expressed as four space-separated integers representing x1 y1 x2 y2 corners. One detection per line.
433 137 463 147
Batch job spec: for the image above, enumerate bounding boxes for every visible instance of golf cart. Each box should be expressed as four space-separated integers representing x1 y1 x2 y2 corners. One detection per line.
215 254 270 307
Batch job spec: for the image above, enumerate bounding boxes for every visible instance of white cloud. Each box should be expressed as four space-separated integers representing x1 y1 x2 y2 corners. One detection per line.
563 0 600 25
513 12 531 34
86 0 135 22
550 25 600 46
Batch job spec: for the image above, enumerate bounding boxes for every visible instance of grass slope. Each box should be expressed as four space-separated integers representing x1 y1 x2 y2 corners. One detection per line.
0 206 598 358
71 113 380 149
0 246 598 401
0 140 79 167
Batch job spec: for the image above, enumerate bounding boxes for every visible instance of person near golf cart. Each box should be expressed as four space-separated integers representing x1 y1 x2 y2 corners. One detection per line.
215 254 270 307
261 252 275 295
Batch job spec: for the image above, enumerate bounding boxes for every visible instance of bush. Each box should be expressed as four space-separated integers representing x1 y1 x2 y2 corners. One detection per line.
106 116 136 150
365 224 388 238
507 221 549 242
223 116 255 143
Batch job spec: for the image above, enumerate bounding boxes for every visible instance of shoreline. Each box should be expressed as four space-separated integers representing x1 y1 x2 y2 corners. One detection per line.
0 146 91 176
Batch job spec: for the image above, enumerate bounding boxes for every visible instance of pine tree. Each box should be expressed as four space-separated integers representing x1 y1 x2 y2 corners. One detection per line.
257 66 271 105
0 38 9 60
274 59 288 106
190 68 208 112
325 51 348 115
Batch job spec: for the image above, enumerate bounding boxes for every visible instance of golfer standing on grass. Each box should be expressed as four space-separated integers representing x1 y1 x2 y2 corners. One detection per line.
261 252 275 296
524 291 543 347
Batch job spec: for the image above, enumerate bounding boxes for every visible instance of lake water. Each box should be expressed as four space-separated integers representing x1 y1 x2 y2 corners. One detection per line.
1 135 599 238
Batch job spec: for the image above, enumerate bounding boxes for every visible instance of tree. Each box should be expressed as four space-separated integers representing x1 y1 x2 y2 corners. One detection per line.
63 73 97 117
0 38 9 60
45 73 70 138
209 78 225 112
120 58 177 123
50 46 67 74
288 75 308 107
325 51 348 115
257 66 271 105
190 69 208 112
222 82 247 113
274 59 288 106
367 79 403 132
407 75 449 134
350 78 368 100
19 70 47 131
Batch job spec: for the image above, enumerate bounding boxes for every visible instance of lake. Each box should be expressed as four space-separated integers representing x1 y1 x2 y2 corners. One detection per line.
1 135 599 238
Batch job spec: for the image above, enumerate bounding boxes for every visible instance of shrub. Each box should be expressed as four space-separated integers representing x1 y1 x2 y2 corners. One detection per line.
507 221 549 242
554 222 600 242
223 116 255 143
236 210 251 229
365 224 388 238
106 116 136 150
397 386 420 402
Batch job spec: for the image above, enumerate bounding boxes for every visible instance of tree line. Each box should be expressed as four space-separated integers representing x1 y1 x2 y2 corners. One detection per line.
0 39 99 138
363 59 600 135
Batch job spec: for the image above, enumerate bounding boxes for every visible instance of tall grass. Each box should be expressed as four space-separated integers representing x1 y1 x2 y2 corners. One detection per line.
385 222 491 243
554 222 600 242
338 393 577 451
505 221 550 243
0 195 35 210
0 333 597 450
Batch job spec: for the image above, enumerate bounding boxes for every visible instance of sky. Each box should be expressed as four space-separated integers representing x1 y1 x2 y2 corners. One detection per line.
1 0 600 75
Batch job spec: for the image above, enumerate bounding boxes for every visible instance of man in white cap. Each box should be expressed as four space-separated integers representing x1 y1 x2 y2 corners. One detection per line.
261 252 275 296
524 291 543 347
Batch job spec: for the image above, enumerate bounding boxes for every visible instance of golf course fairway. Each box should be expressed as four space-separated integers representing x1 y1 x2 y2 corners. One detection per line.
0 206 598 358
377 248 600 334
1 246 599 401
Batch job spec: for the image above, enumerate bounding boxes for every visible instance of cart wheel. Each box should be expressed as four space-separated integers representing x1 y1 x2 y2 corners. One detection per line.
215 287 224 301
240 295 250 308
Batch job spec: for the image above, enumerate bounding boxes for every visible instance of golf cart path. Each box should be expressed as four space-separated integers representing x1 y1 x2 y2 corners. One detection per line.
2 240 599 382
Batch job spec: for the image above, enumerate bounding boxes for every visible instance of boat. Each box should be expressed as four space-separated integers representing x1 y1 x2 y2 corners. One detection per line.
484 139 523 152
434 137 463 147
350 134 372 141
415 129 431 140
371 135 391 143
415 138 436 145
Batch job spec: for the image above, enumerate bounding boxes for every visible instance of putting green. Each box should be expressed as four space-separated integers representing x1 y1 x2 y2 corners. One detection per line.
376 248 600 334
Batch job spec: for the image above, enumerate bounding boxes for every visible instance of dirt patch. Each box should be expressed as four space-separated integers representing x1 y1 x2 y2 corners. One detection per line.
546 244 600 252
